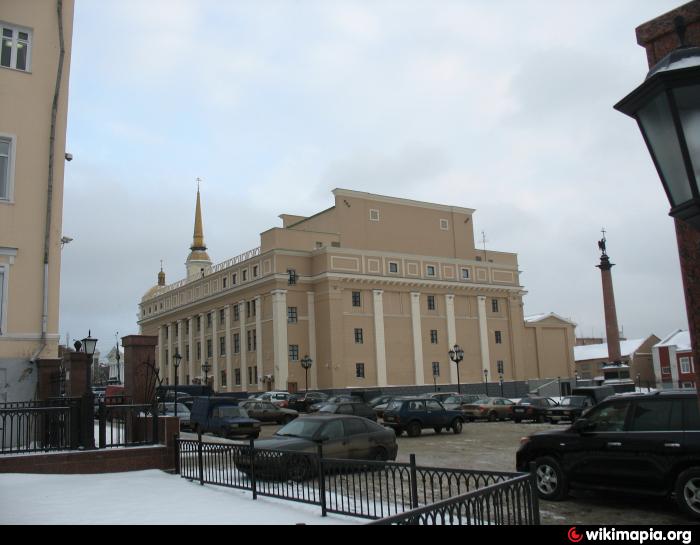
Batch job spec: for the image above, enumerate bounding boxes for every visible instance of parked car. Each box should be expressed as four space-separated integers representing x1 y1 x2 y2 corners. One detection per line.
256 391 292 408
309 395 355 412
428 392 460 404
235 415 399 480
287 392 329 412
516 390 700 520
158 402 192 431
511 397 559 423
461 397 516 421
190 397 261 439
239 400 298 425
571 385 616 405
318 401 378 422
368 395 395 419
382 397 465 437
441 394 483 412
546 396 595 423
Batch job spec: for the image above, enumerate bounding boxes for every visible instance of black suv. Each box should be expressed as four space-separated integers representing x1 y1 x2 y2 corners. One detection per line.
516 390 700 519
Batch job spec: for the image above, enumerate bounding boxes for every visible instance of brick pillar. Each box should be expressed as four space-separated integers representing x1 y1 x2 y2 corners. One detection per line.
634 2 700 394
65 352 90 398
122 335 158 405
36 358 63 401
597 252 622 363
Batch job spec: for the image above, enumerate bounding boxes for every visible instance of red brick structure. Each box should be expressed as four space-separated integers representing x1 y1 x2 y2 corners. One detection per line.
122 335 158 404
633 1 700 398
597 250 622 363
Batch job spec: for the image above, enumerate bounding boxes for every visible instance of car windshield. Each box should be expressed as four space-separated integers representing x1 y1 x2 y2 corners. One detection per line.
275 419 324 439
386 400 404 411
561 397 586 407
161 403 189 414
217 406 246 418
443 396 462 404
473 398 491 405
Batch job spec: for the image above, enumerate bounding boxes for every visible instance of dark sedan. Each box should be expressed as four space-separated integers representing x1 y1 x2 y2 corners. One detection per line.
236 415 399 480
512 397 559 423
239 401 298 425
287 392 329 412
319 401 377 422
309 395 355 412
546 396 595 423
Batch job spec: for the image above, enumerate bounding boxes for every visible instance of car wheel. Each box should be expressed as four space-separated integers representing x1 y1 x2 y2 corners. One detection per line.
488 411 497 422
451 419 463 435
675 467 700 519
433 427 442 434
536 414 545 423
534 456 568 501
407 421 422 438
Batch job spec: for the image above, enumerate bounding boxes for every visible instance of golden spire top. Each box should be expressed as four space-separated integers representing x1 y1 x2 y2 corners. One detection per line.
191 179 207 252
157 260 166 286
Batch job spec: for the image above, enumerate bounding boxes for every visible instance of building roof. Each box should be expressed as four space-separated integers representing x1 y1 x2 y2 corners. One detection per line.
654 329 692 351
574 338 649 362
524 312 577 326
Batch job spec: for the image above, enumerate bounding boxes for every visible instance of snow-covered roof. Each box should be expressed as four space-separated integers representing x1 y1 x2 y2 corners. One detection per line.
574 338 649 362
524 312 576 326
654 330 692 352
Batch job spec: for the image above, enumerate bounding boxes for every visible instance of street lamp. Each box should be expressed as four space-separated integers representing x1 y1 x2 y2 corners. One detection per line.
172 350 182 418
614 18 700 228
202 359 211 390
448 345 464 394
81 331 98 449
483 369 489 396
300 355 313 393
637 373 642 391
432 363 440 393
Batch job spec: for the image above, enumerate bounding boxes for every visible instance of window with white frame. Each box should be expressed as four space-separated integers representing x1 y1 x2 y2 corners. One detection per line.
426 265 436 277
461 268 470 280
1 24 31 72
389 262 398 273
440 219 449 230
0 136 13 201
680 357 693 374
369 209 380 221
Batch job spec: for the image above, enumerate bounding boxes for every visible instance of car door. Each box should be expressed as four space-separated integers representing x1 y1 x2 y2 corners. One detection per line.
425 399 445 428
343 418 372 460
318 419 350 459
566 398 632 489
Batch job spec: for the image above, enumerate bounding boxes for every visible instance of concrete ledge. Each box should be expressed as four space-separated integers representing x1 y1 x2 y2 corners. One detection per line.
0 445 175 474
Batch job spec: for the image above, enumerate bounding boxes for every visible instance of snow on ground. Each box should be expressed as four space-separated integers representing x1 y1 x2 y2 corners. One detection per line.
0 470 358 525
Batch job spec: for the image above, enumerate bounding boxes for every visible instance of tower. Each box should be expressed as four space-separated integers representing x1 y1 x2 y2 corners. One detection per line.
596 231 622 364
185 181 212 279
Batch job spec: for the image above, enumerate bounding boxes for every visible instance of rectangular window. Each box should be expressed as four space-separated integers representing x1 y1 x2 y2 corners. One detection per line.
440 219 449 230
352 291 361 307
461 268 470 280
220 370 227 387
427 295 436 311
288 307 298 323
430 330 438 344
356 363 365 378
242 270 248 281
426 265 436 277
681 357 692 374
492 299 499 313
289 344 299 361
219 309 225 323
196 316 201 332
222 277 227 289
288 269 297 285
495 331 502 344
0 136 12 201
253 265 258 277
233 304 240 322
196 342 201 359
233 333 240 354
219 336 226 356
207 313 212 329
1 25 31 72
248 367 253 385
389 262 398 273
432 362 440 377
206 339 213 358
246 301 251 318
247 329 257 351
232 273 237 285
369 209 380 221
235 369 241 386
354 328 364 344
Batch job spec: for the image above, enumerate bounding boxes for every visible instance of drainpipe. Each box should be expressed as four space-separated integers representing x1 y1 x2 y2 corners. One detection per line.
30 0 65 366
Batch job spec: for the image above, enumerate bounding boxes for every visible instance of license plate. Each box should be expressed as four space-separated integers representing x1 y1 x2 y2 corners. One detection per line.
514 408 525 413
384 416 394 422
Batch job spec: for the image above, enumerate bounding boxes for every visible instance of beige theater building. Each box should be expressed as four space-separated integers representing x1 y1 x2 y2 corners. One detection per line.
139 188 575 393
0 1 74 402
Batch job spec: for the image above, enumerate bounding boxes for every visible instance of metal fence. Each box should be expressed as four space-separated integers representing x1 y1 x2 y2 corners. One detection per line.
177 437 539 524
96 404 159 448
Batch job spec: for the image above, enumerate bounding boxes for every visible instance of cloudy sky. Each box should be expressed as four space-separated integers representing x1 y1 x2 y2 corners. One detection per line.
60 0 688 357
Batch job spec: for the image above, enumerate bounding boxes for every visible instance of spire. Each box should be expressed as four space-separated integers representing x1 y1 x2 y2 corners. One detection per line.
158 260 166 286
191 179 207 252
185 179 212 279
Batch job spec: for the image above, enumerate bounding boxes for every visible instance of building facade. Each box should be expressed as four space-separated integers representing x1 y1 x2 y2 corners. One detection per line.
0 1 75 402
574 335 659 387
653 330 696 390
138 188 575 393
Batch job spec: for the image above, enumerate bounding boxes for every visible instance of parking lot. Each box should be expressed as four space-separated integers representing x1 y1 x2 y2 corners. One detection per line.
187 419 692 525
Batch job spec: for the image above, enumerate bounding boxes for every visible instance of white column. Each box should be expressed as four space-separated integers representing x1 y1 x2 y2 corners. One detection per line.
158 326 166 383
188 317 195 385
177 319 185 385
167 323 175 385
239 301 247 391
272 290 289 390
225 305 233 391
477 296 491 377
445 294 458 386
410 292 425 386
307 291 318 390
212 309 220 390
199 313 206 384
373 289 388 387
255 296 263 391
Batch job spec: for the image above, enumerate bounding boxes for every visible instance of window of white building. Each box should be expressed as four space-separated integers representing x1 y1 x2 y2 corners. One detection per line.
0 135 15 201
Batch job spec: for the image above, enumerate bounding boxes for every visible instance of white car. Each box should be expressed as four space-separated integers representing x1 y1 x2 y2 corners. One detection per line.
255 391 291 407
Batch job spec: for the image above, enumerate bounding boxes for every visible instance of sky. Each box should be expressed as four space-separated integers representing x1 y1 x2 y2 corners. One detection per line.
59 0 689 358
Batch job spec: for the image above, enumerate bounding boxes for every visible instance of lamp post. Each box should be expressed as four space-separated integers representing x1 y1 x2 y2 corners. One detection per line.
614 12 700 401
172 350 182 418
637 373 642 391
432 363 440 393
448 345 464 394
483 369 489 396
558 376 562 397
202 359 211 391
81 331 98 449
301 355 313 393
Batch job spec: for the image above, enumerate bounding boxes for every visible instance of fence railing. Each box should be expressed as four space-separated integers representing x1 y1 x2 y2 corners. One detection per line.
1 399 160 454
177 437 539 524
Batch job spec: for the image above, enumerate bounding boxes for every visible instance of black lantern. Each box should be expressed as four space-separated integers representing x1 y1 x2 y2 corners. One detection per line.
202 359 211 389
483 369 489 396
301 355 313 393
173 350 182 418
448 344 464 394
80 331 98 449
614 17 700 229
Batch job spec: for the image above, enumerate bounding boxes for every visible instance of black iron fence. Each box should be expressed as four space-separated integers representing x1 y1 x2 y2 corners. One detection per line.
177 437 539 524
0 398 160 454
